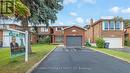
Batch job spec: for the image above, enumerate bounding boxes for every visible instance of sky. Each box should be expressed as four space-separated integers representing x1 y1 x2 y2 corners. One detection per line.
52 0 130 27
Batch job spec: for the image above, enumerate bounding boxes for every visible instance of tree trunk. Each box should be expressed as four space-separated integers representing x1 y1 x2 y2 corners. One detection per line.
21 18 32 53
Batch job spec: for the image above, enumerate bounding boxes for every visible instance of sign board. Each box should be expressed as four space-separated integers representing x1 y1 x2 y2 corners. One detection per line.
5 29 28 62
8 30 26 58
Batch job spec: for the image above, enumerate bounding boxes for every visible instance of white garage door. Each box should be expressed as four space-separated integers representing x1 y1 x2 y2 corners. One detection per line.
103 38 123 48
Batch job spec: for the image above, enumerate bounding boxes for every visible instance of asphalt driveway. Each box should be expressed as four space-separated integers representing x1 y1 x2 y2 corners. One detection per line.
32 47 130 73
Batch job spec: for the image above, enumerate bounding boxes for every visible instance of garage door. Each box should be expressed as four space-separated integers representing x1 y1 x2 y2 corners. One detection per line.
66 36 82 47
103 38 123 48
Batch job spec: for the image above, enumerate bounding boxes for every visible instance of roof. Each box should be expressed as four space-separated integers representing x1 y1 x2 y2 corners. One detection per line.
91 18 125 27
63 25 87 30
50 26 68 27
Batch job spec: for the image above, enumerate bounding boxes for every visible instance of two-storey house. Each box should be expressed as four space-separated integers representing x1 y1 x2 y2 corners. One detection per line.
0 24 23 47
86 18 124 48
51 26 68 44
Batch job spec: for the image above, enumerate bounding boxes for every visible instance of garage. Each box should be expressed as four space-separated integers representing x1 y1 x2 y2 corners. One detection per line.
66 36 82 47
64 26 87 47
103 38 123 48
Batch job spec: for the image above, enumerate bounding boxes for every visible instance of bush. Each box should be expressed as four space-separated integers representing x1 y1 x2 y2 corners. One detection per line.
85 41 91 47
124 38 130 46
39 36 51 44
96 38 105 48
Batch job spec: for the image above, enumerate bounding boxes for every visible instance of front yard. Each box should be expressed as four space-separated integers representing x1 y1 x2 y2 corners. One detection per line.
0 44 56 73
90 48 130 63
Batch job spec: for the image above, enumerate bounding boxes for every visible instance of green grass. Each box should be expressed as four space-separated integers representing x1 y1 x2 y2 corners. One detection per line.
0 44 56 73
92 48 130 62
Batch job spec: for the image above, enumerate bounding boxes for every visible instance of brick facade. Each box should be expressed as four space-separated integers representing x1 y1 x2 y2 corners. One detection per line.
86 19 124 47
64 26 87 46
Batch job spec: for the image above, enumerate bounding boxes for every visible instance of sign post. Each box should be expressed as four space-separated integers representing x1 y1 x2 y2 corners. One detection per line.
25 31 28 62
7 29 29 62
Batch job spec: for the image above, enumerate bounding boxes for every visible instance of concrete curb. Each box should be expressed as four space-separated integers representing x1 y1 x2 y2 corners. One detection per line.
89 47 130 64
26 46 57 73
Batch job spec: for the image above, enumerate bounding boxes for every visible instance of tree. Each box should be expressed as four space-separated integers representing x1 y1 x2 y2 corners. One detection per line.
21 0 63 44
0 0 30 18
21 0 63 26
1 0 64 52
0 0 32 52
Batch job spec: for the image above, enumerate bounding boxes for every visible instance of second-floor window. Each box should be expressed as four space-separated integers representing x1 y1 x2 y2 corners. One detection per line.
41 27 48 32
109 21 115 30
115 21 121 30
56 27 62 31
103 21 122 30
104 21 109 30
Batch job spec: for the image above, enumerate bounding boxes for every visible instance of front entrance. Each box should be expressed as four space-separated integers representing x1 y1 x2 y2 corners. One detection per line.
66 36 82 47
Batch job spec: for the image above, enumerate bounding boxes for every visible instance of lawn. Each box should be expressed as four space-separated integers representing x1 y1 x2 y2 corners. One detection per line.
91 48 130 63
0 44 56 73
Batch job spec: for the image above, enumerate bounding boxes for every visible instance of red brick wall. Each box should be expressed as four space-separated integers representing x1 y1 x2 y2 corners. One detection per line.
52 26 67 36
93 22 102 42
30 33 37 44
51 26 67 44
126 27 130 39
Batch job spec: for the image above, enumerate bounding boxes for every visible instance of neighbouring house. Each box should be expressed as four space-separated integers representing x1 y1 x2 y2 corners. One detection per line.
124 20 130 40
29 25 53 44
51 26 68 44
125 26 130 40
29 25 68 44
0 24 38 47
64 26 87 47
86 18 124 48
0 24 23 47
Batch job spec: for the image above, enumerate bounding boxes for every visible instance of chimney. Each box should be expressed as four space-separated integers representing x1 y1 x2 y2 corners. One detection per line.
90 18 93 25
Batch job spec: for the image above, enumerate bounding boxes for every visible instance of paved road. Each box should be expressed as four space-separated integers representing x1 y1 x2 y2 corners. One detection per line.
32 47 130 73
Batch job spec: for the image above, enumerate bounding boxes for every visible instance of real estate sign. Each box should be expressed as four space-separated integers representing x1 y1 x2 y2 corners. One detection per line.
8 30 26 58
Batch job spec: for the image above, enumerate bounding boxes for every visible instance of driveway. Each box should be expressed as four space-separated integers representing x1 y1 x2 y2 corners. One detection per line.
32 47 130 73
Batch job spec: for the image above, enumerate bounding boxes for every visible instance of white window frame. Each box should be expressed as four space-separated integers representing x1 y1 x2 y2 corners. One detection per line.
41 27 48 32
115 21 121 30
109 21 115 30
102 21 109 30
56 27 62 31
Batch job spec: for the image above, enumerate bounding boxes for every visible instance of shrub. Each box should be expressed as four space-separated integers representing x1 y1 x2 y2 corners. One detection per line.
39 36 51 44
96 38 105 48
85 41 91 47
124 38 130 46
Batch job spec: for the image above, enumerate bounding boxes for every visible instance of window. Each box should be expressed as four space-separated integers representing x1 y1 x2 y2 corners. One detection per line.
104 21 109 30
44 28 48 32
115 21 121 30
56 27 62 31
55 36 63 43
41 27 48 32
109 21 115 30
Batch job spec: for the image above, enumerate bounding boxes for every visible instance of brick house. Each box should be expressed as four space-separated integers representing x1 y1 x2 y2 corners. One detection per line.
125 26 130 40
29 25 68 44
51 26 68 44
64 26 87 47
0 24 23 47
86 18 124 48
29 25 53 44
124 19 130 40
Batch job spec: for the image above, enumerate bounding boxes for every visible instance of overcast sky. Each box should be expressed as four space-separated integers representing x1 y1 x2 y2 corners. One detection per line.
52 0 130 27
